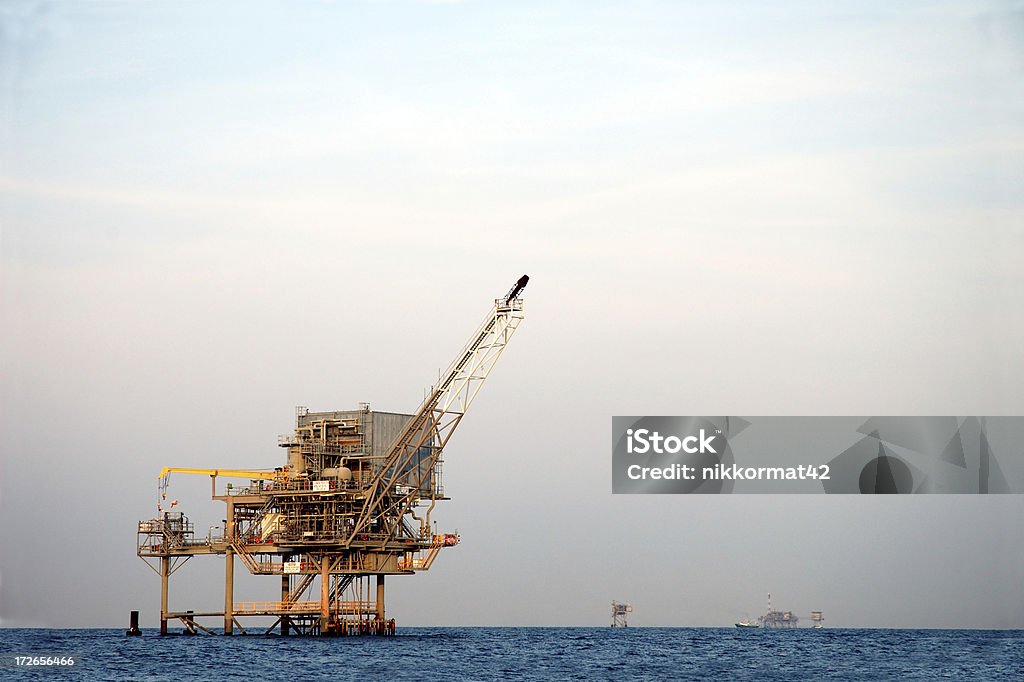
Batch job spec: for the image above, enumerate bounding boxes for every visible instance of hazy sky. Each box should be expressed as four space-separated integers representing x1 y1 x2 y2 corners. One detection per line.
2 1 1022 629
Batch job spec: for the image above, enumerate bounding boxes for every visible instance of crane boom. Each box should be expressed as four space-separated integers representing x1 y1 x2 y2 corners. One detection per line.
157 467 281 482
156 467 285 504
348 275 529 545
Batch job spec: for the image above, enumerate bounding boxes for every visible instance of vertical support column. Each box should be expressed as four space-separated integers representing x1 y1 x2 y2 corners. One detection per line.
280 557 290 637
224 550 234 635
376 574 385 621
320 555 330 634
224 500 234 636
160 557 169 636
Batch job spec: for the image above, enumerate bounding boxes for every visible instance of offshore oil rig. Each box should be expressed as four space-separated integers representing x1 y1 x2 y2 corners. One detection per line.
135 276 529 636
760 593 799 628
735 594 823 629
611 601 632 628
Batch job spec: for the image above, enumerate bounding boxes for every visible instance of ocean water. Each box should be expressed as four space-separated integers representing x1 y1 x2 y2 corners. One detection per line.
0 627 1021 681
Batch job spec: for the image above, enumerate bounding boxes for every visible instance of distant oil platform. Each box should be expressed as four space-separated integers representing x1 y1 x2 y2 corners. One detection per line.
735 594 824 629
611 601 632 627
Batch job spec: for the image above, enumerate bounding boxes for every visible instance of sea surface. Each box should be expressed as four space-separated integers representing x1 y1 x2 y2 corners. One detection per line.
0 627 1021 681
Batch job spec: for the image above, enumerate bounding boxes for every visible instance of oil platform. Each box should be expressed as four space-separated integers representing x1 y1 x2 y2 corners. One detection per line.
760 593 799 628
611 601 632 628
136 276 529 636
735 594 823 629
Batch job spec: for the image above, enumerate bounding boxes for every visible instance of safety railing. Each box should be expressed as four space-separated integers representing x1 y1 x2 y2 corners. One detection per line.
253 561 315 574
229 478 358 495
494 297 524 311
233 600 375 614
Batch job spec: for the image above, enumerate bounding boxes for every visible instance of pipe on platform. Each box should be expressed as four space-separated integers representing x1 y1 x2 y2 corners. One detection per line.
422 495 438 537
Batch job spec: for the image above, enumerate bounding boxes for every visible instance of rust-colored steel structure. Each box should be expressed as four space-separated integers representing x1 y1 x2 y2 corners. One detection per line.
136 276 528 636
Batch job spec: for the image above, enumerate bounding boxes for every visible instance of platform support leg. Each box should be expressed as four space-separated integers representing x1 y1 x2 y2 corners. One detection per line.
376 574 385 622
281 570 290 637
320 556 330 634
224 549 234 636
160 557 169 636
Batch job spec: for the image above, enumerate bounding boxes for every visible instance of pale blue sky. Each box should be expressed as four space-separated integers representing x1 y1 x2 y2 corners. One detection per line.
1 1 1022 628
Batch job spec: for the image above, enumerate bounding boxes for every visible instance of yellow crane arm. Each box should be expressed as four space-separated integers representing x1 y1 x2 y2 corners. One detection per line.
157 467 280 482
